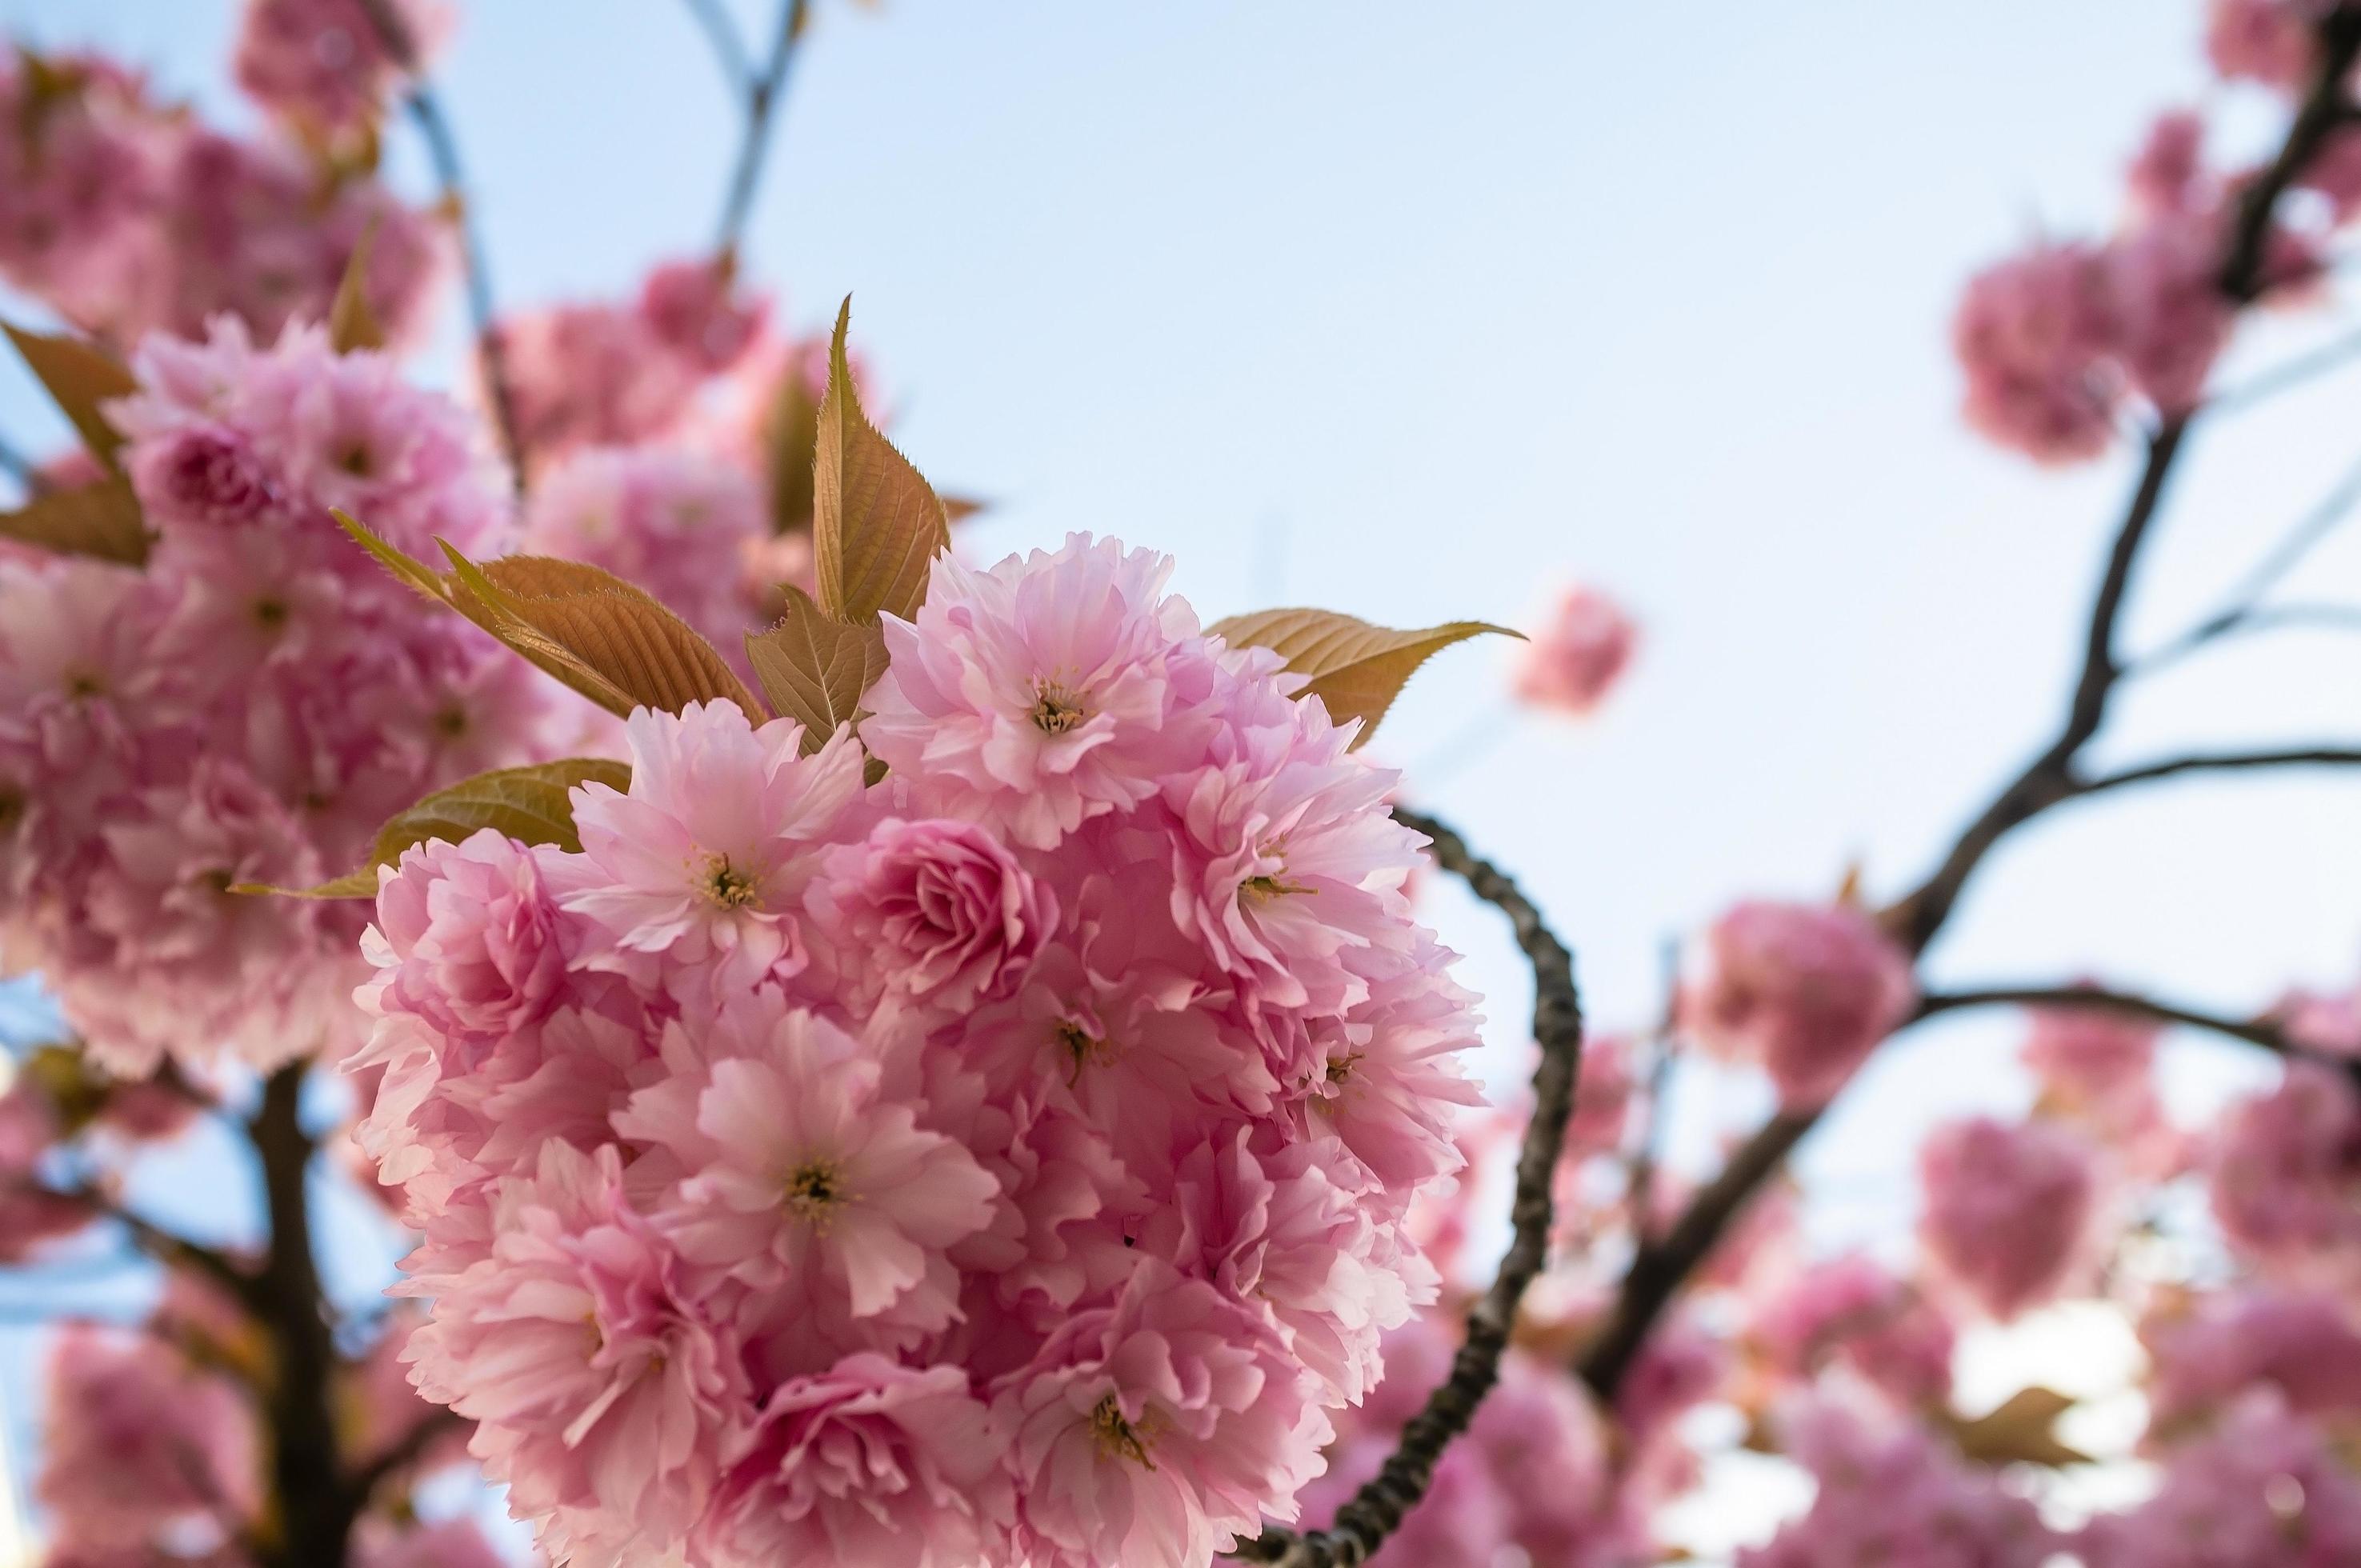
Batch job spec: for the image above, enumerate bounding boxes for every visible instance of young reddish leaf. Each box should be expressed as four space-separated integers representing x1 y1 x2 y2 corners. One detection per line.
812 297 949 624
763 365 822 535
1207 607 1519 749
334 508 460 608
441 542 766 723
327 214 387 354
3 322 138 472
0 477 150 565
235 758 632 898
745 585 888 754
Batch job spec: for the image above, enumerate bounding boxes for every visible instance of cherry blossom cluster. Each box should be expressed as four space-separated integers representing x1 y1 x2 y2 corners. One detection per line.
352 534 1484 1566
0 321 548 1076
0 8 446 352
1949 6 2361 462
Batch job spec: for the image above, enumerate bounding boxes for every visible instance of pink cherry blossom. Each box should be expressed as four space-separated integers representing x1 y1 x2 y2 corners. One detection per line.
1512 583 1638 717
2081 1393 2361 1568
2205 0 2323 90
1681 899 1917 1109
1917 1115 2100 1319
2146 1286 2361 1432
1751 1254 1956 1410
234 0 446 135
1952 242 2122 462
2210 1060 2361 1272
807 815 1060 1018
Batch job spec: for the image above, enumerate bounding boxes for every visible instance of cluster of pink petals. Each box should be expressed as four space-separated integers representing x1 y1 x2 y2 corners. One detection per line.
1916 1114 2101 1320
1739 1400 2056 1568
496 260 769 466
2205 0 2327 90
2144 1285 2361 1432
1680 900 1917 1109
0 51 445 349
234 0 447 137
2079 1391 2361 1567
1297 1314 1648 1567
2209 1059 2361 1276
1512 584 1637 718
1952 98 2336 462
1749 1254 1956 1410
355 533 1483 1566
0 320 549 1075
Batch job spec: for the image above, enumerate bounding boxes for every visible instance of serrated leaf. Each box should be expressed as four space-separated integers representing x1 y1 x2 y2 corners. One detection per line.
327 214 386 354
235 758 632 898
1207 607 1519 750
334 508 458 607
745 585 887 755
1941 1386 2091 1468
0 476 149 565
812 298 948 625
763 364 822 535
441 542 765 723
4 322 137 473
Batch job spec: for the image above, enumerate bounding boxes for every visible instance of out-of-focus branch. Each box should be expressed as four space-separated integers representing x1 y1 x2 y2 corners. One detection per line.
682 0 755 88
1913 983 2306 1058
1234 808 1584 1567
1575 5 2361 1408
2075 745 2361 797
346 1406 468 1507
350 0 526 490
2132 602 2361 674
2211 318 2361 411
8 1177 257 1308
713 0 811 265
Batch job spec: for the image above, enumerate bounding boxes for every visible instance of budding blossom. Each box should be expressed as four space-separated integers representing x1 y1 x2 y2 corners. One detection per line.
1513 584 1637 717
358 533 1482 1566
1681 900 1917 1109
1916 1115 2101 1320
0 320 550 1076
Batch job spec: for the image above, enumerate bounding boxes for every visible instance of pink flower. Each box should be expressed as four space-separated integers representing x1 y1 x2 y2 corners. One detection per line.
1917 1115 2099 1319
1952 241 2122 462
36 1326 262 1552
0 1082 92 1262
2205 0 2322 90
2127 110 2209 220
2209 1060 2361 1272
862 534 1220 850
2104 210 2232 414
809 816 1060 1017
558 701 869 1001
363 828 574 1042
401 1140 752 1556
698 1354 1011 1567
640 258 767 373
1512 584 1637 717
2080 1393 2361 1568
618 1003 1000 1332
2019 995 2162 1137
2146 1286 2361 1432
233 0 444 135
1681 900 1917 1109
1751 1254 1956 1410
994 1262 1328 1568
1739 1401 2055 1568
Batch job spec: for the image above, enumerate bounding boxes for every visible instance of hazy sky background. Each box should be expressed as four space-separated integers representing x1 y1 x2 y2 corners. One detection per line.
1 0 2357 1558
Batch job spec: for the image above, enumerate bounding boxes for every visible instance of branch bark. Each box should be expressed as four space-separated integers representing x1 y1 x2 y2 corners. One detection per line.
1232 807 1584 1567
1912 982 2308 1057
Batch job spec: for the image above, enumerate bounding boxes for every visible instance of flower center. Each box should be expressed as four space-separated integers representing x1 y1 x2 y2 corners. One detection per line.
1030 679 1090 735
253 596 290 630
1089 1393 1156 1469
1054 1018 1114 1084
783 1159 849 1227
1238 839 1310 904
62 668 105 700
698 851 762 910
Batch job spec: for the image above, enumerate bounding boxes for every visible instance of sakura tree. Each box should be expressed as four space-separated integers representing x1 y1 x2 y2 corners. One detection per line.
0 2 2355 1567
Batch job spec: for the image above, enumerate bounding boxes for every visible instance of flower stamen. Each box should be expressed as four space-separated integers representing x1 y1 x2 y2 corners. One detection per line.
698 851 762 910
1089 1393 1156 1469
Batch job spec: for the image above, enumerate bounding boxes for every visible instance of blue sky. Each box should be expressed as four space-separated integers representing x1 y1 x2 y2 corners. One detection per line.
2 0 2358 1557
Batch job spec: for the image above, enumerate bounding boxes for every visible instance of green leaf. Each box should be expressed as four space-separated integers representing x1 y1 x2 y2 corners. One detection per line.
440 544 766 723
0 477 149 565
235 758 632 898
4 322 137 473
812 297 948 624
327 214 386 354
1207 607 1518 750
745 586 888 754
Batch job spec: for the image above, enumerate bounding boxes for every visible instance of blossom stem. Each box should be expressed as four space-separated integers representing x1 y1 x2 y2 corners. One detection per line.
1574 2 2361 1410
1235 807 1584 1567
713 0 810 266
350 0 527 492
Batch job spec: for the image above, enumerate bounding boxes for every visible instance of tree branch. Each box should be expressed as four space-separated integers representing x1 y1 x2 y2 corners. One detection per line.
682 0 756 90
713 0 810 265
2132 601 2361 674
2075 745 2361 798
8 1178 258 1308
350 0 526 491
1233 808 1584 1567
1572 3 2361 1407
346 1405 469 1507
1912 982 2305 1058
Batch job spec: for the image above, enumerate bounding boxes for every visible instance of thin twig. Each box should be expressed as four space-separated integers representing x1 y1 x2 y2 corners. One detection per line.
2211 318 2361 412
1574 6 2361 1406
2075 744 2361 797
1623 937 1683 1246
682 0 756 90
6 1178 257 1307
1912 983 2302 1058
713 0 810 264
1234 808 1583 1567
350 0 526 490
2132 601 2361 674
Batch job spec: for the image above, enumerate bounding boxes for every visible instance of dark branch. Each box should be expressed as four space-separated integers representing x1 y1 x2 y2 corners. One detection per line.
1233 808 1584 1567
1912 983 2305 1058
713 0 810 264
2075 746 2361 798
351 0 526 490
9 1178 258 1308
2132 601 2361 674
346 1405 470 1506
